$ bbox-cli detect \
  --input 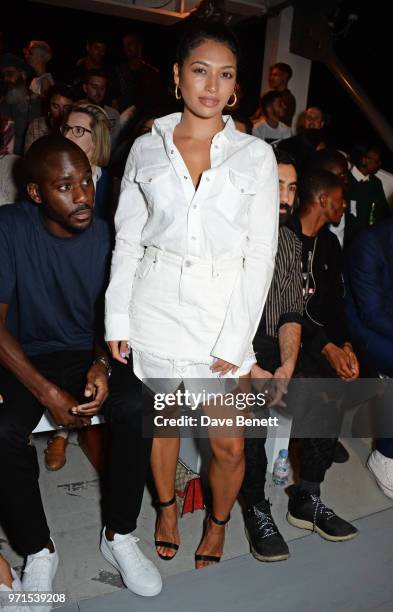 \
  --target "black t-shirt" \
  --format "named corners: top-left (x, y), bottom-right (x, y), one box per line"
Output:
top-left (300, 233), bottom-right (316, 303)
top-left (0, 201), bottom-right (111, 356)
